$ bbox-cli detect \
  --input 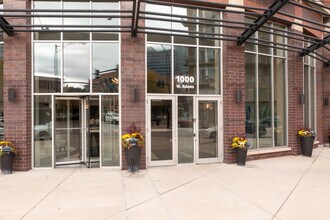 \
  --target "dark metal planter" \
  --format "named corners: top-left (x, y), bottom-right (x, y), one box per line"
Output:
top-left (301, 136), bottom-right (315, 157)
top-left (1, 153), bottom-right (15, 174)
top-left (235, 148), bottom-right (247, 166)
top-left (125, 146), bottom-right (141, 173)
